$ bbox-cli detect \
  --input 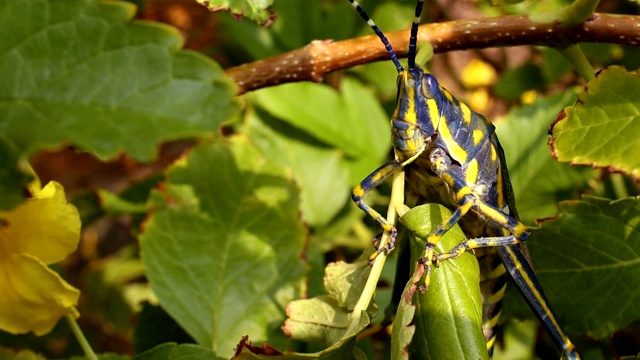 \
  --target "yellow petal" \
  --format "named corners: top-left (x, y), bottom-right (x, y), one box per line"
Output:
top-left (0, 253), bottom-right (79, 335)
top-left (461, 59), bottom-right (497, 88)
top-left (467, 88), bottom-right (491, 113)
top-left (520, 89), bottom-right (538, 104)
top-left (0, 181), bottom-right (80, 264)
